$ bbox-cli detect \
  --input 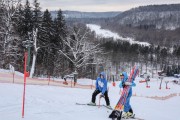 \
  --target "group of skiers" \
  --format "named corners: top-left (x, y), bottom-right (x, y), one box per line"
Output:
top-left (87, 71), bottom-right (136, 118)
